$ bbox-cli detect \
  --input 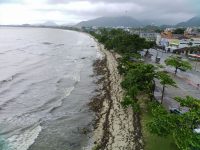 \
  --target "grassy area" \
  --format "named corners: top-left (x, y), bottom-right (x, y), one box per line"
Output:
top-left (141, 104), bottom-right (178, 150)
